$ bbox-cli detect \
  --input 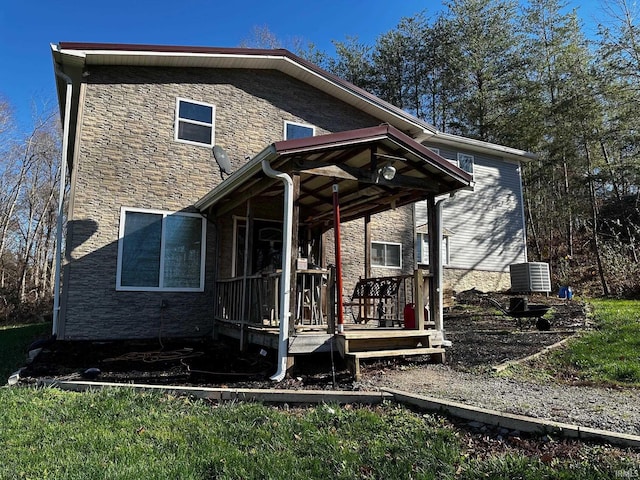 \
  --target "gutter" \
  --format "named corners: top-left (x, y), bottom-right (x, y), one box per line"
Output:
top-left (261, 159), bottom-right (293, 382)
top-left (434, 196), bottom-right (449, 334)
top-left (415, 130), bottom-right (538, 163)
top-left (51, 65), bottom-right (73, 337)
